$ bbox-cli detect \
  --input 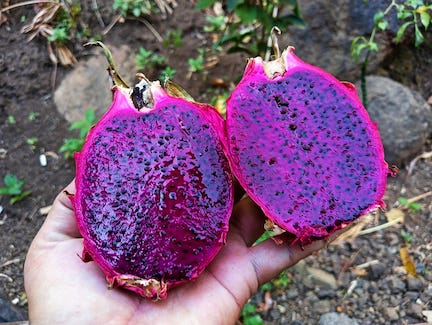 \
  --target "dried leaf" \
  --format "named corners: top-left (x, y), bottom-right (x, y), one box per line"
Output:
top-left (331, 213), bottom-right (374, 243)
top-left (399, 246), bottom-right (417, 276)
top-left (385, 208), bottom-right (405, 223)
top-left (57, 44), bottom-right (77, 66)
top-left (0, 11), bottom-right (8, 26)
top-left (21, 3), bottom-right (61, 36)
top-left (352, 267), bottom-right (368, 277)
